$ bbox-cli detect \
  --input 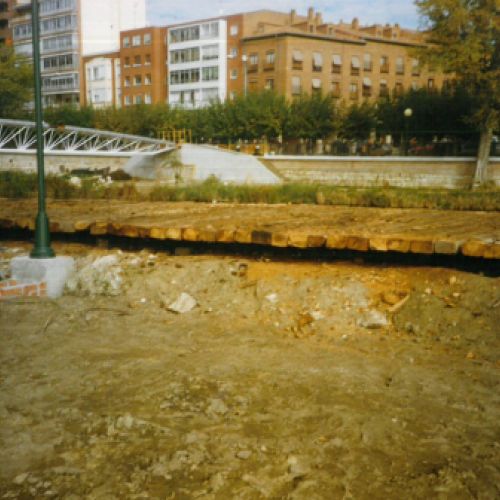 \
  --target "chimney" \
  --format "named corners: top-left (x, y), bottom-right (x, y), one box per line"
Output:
top-left (308, 7), bottom-right (314, 20)
top-left (351, 17), bottom-right (359, 30)
top-left (290, 8), bottom-right (296, 24)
